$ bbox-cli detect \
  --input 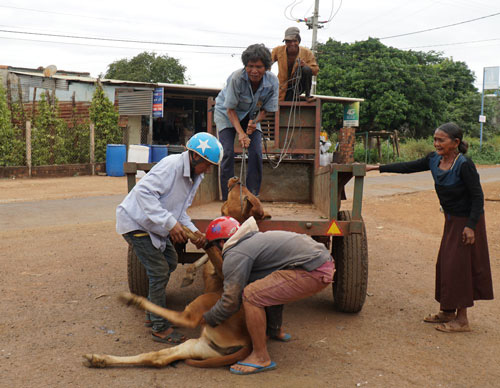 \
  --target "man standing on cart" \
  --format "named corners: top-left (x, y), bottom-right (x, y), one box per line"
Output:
top-left (214, 43), bottom-right (279, 201)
